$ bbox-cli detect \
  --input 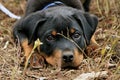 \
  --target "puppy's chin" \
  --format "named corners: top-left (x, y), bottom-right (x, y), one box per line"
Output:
top-left (40, 48), bottom-right (83, 68)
